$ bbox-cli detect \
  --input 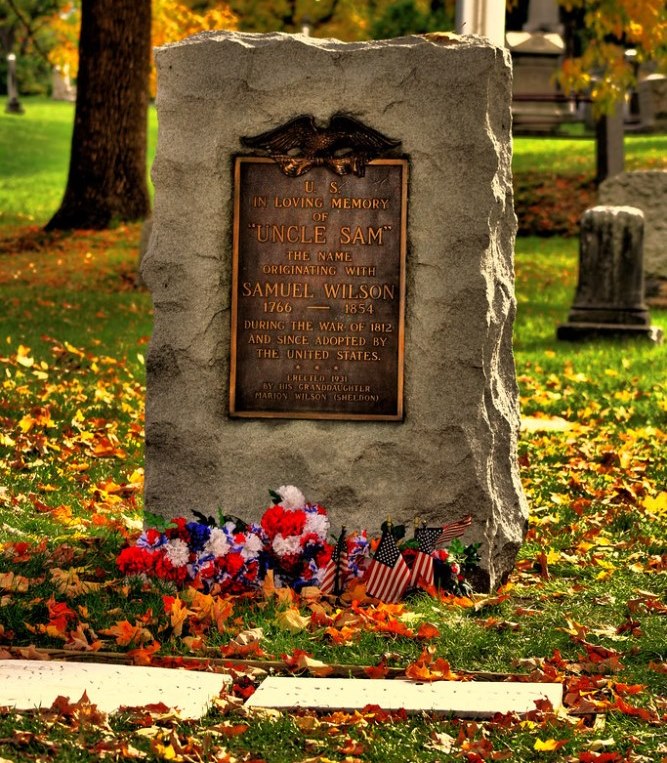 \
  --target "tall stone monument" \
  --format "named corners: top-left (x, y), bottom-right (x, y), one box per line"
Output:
top-left (143, 32), bottom-right (528, 590)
